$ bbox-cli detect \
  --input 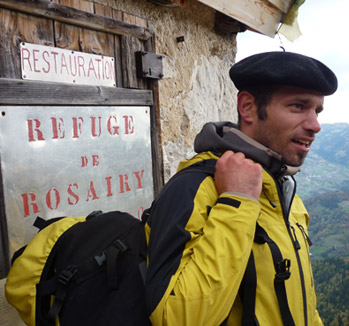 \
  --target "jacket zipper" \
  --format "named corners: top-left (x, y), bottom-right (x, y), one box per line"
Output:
top-left (275, 175), bottom-right (308, 326)
top-left (296, 223), bottom-right (313, 250)
top-left (296, 223), bottom-right (314, 288)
